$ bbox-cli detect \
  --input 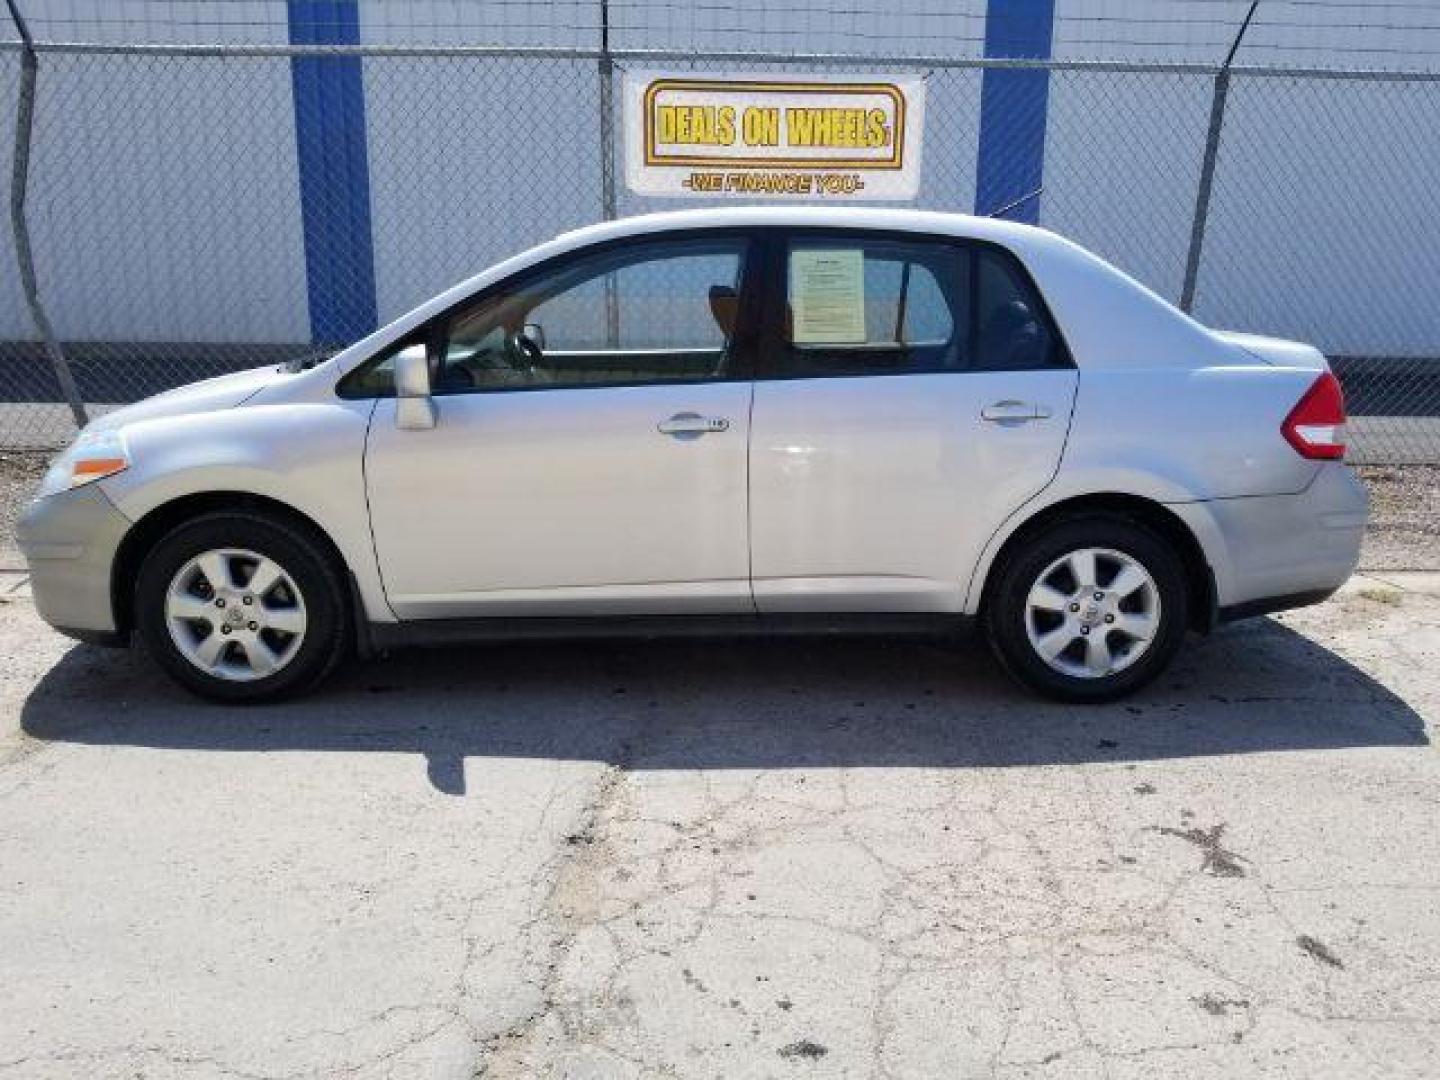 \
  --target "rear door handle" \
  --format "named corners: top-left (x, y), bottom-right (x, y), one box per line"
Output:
top-left (658, 412), bottom-right (730, 436)
top-left (981, 400), bottom-right (1051, 422)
